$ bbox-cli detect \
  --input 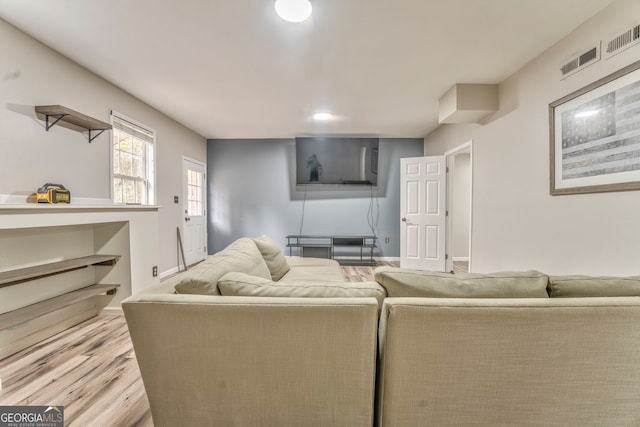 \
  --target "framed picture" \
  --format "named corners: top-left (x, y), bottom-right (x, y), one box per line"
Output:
top-left (549, 59), bottom-right (640, 195)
